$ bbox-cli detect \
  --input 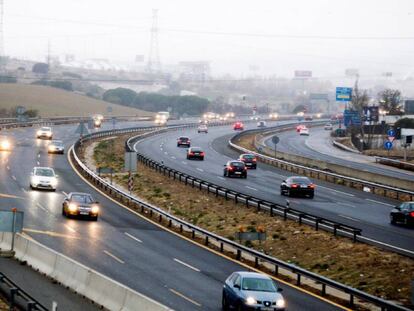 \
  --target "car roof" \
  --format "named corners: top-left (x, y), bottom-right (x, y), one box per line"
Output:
top-left (178, 136), bottom-right (189, 139)
top-left (51, 140), bottom-right (63, 143)
top-left (236, 271), bottom-right (270, 279)
top-left (69, 192), bottom-right (92, 196)
top-left (34, 166), bottom-right (53, 170)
